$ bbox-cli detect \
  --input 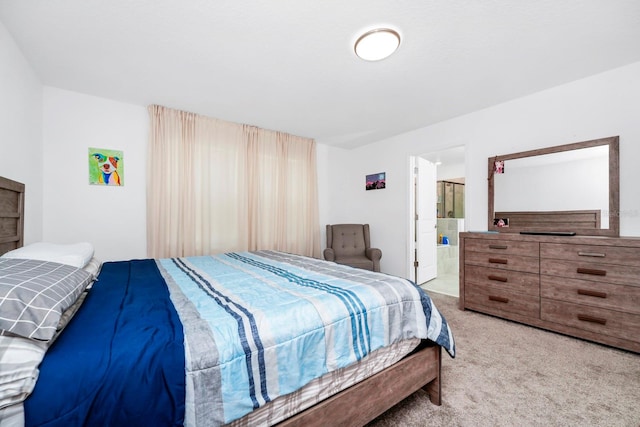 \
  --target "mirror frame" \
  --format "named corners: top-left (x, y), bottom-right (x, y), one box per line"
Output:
top-left (488, 136), bottom-right (619, 237)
